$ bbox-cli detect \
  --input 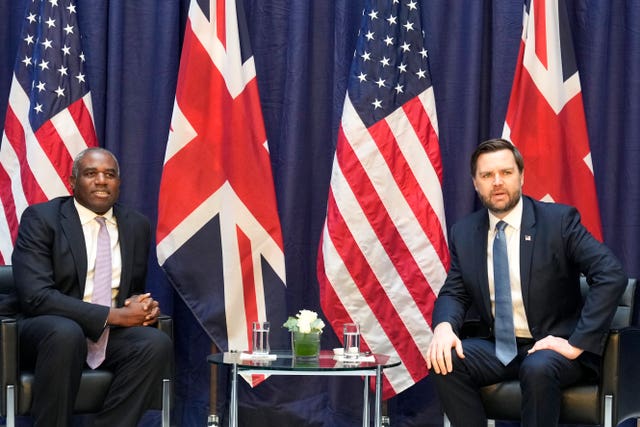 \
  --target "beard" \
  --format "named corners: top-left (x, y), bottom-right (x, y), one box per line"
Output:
top-left (478, 188), bottom-right (522, 216)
